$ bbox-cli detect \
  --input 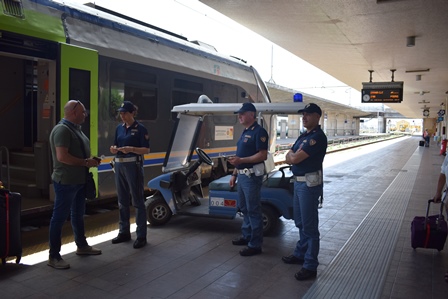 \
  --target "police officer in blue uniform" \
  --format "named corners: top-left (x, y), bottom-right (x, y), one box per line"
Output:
top-left (110, 101), bottom-right (150, 249)
top-left (282, 103), bottom-right (327, 280)
top-left (228, 102), bottom-right (269, 256)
